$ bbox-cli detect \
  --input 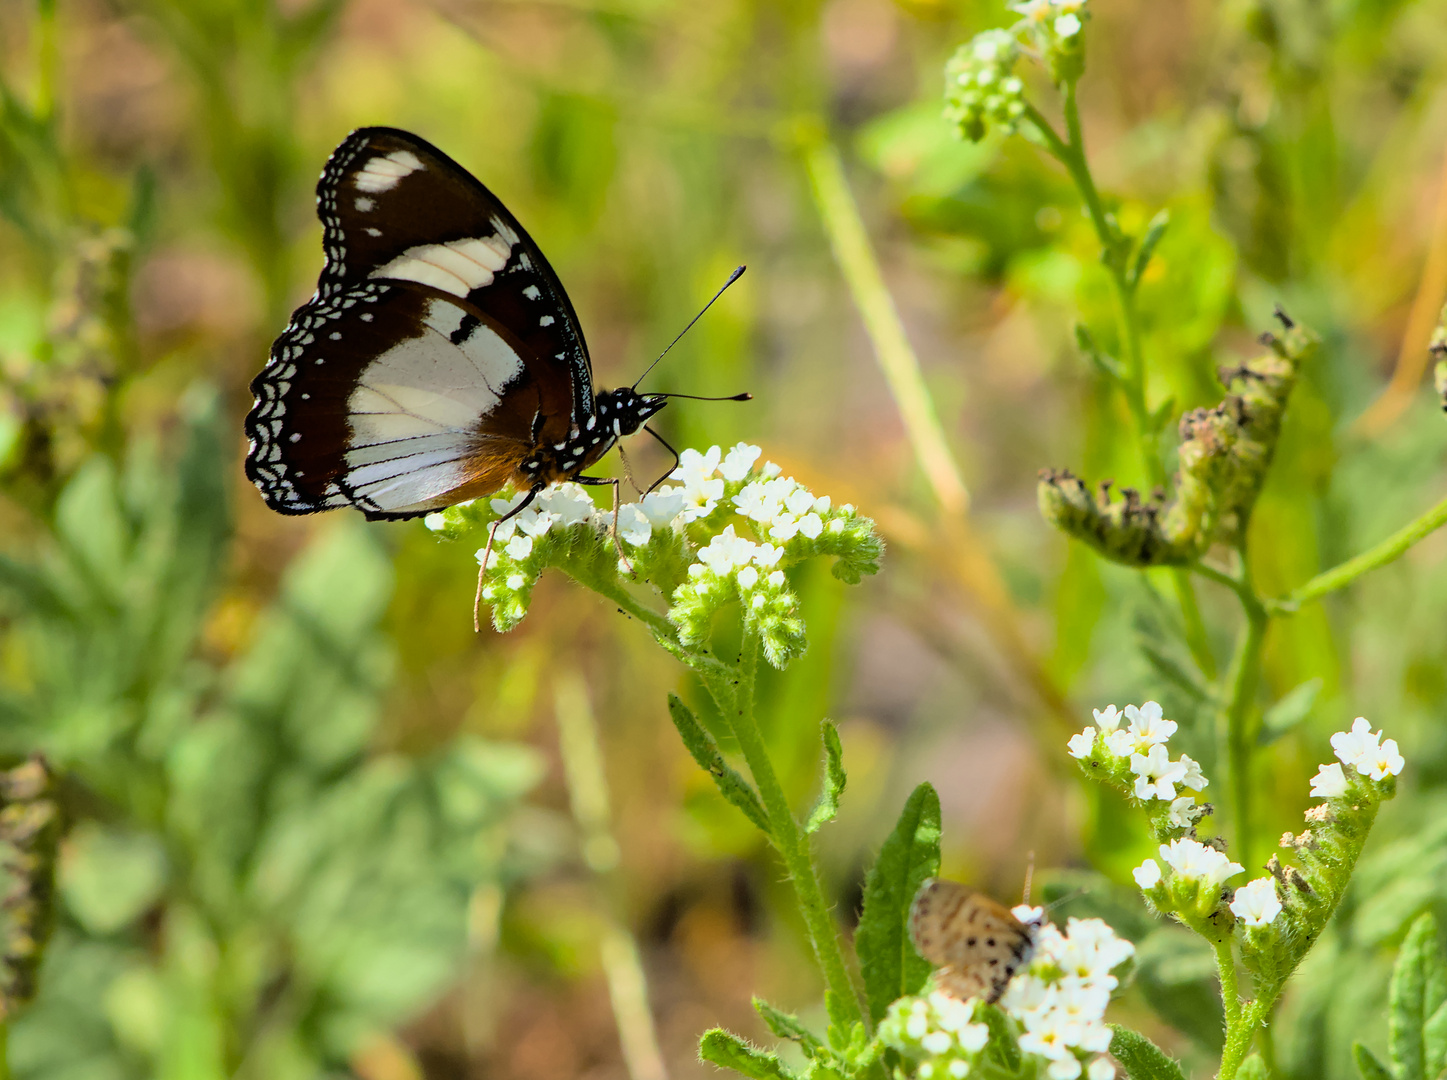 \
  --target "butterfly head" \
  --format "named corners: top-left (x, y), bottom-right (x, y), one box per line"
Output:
top-left (594, 388), bottom-right (667, 437)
